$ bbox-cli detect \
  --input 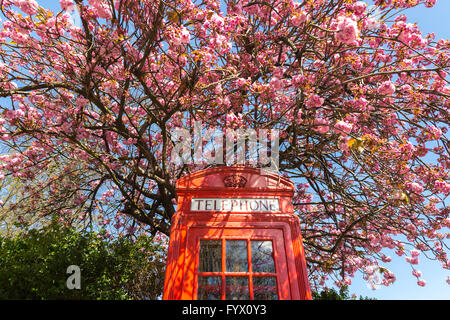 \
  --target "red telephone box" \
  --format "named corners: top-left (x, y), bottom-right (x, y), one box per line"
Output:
top-left (162, 166), bottom-right (311, 300)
